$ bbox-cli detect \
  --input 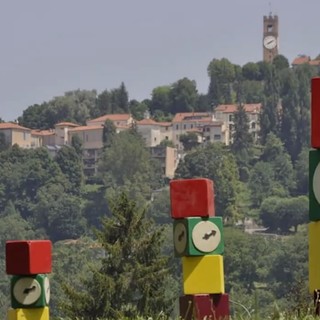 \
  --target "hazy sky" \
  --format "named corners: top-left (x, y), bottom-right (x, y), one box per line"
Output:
top-left (1, 0), bottom-right (319, 121)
